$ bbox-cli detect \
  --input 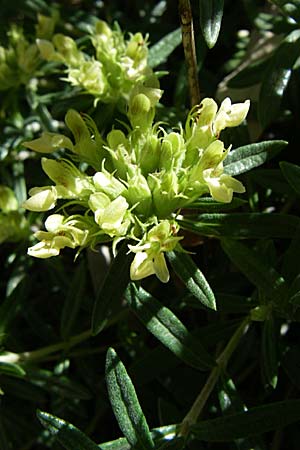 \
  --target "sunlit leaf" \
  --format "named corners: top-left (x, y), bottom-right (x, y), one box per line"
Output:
top-left (199, 0), bottom-right (224, 48)
top-left (106, 347), bottom-right (154, 450)
top-left (125, 284), bottom-right (215, 370)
